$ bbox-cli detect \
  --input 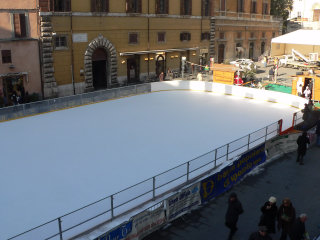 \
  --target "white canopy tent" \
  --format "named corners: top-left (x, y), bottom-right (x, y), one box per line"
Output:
top-left (271, 29), bottom-right (320, 57)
